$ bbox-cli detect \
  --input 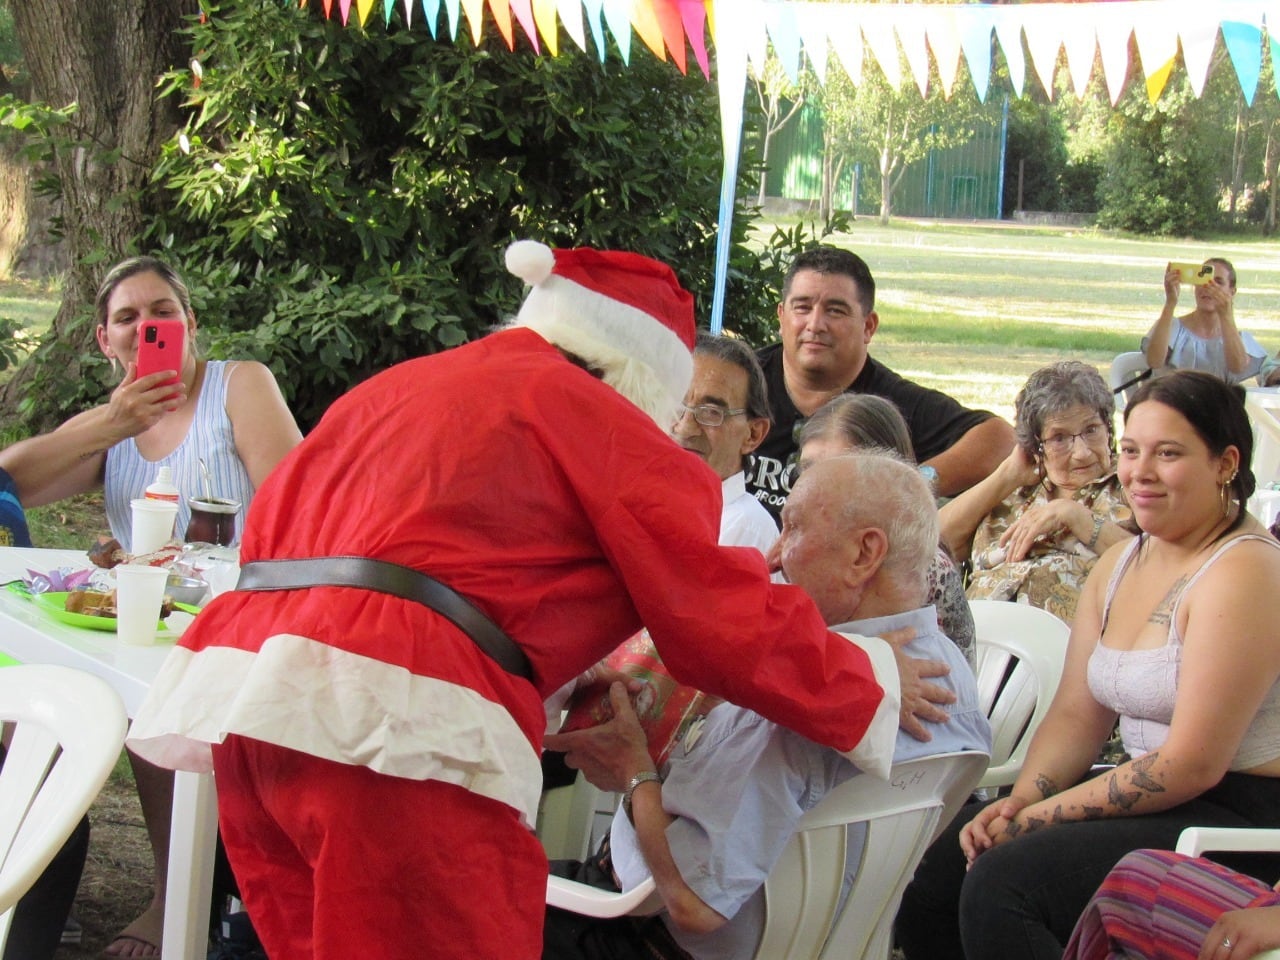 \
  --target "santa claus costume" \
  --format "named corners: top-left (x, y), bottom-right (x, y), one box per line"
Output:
top-left (127, 241), bottom-right (900, 960)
